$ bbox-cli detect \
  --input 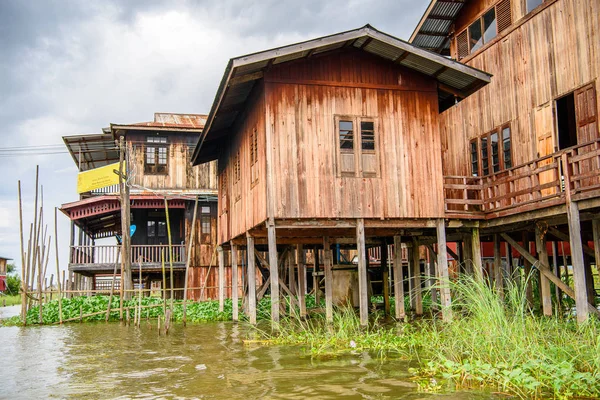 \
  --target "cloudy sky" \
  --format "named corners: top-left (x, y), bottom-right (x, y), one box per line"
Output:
top-left (0, 0), bottom-right (428, 276)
